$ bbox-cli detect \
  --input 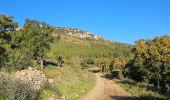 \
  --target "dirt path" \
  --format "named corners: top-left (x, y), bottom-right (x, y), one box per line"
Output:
top-left (81, 74), bottom-right (134, 100)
